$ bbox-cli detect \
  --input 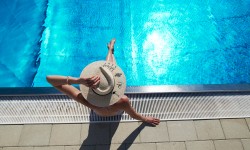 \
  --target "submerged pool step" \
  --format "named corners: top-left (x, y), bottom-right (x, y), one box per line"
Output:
top-left (0, 92), bottom-right (250, 124)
